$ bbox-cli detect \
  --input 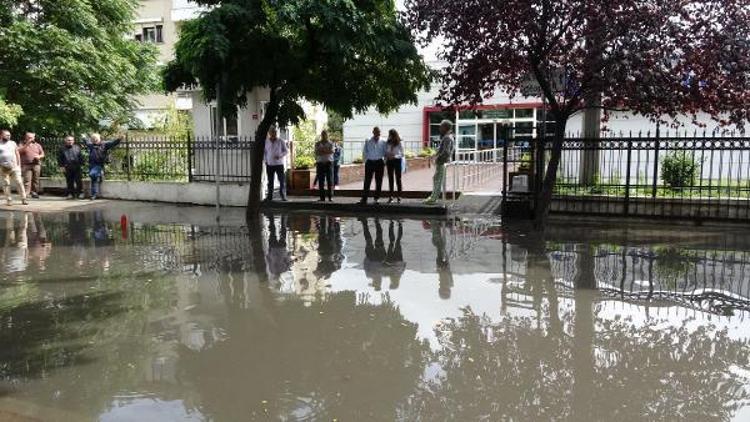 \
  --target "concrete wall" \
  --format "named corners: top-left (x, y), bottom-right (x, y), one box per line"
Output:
top-left (43, 179), bottom-right (252, 207)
